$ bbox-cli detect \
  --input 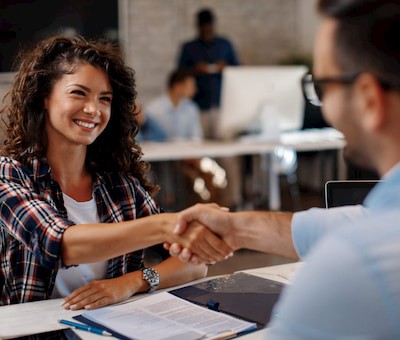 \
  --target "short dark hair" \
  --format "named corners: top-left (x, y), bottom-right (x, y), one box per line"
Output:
top-left (167, 68), bottom-right (194, 89)
top-left (318, 0), bottom-right (400, 86)
top-left (197, 8), bottom-right (215, 27)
